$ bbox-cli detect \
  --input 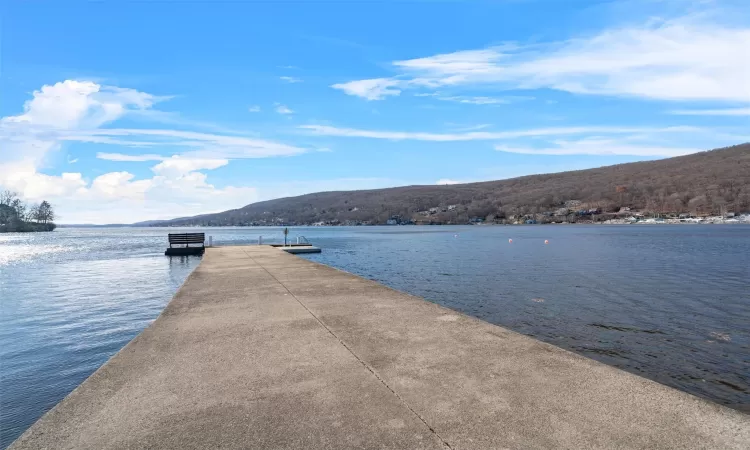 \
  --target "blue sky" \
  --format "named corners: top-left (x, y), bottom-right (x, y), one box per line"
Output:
top-left (1, 0), bottom-right (748, 223)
